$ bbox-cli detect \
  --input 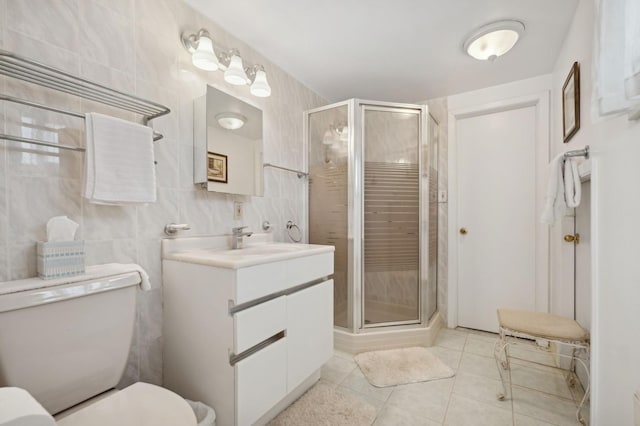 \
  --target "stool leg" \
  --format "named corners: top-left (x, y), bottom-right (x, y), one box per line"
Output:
top-left (494, 328), bottom-right (510, 401)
